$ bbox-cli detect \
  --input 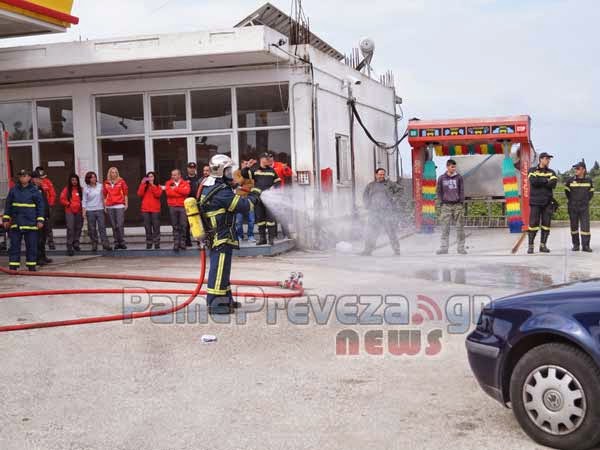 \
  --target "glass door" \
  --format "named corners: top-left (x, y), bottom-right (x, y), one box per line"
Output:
top-left (194, 134), bottom-right (232, 168)
top-left (98, 137), bottom-right (146, 226)
top-left (7, 145), bottom-right (33, 180)
top-left (152, 137), bottom-right (188, 222)
top-left (39, 141), bottom-right (75, 227)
